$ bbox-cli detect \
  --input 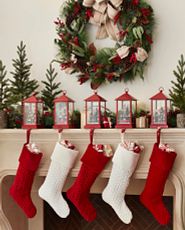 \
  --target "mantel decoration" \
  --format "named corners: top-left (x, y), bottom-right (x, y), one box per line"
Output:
top-left (84, 90), bottom-right (106, 128)
top-left (54, 0), bottom-right (154, 89)
top-left (115, 88), bottom-right (137, 128)
top-left (53, 91), bottom-right (75, 129)
top-left (22, 93), bottom-right (43, 129)
top-left (150, 88), bottom-right (171, 128)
